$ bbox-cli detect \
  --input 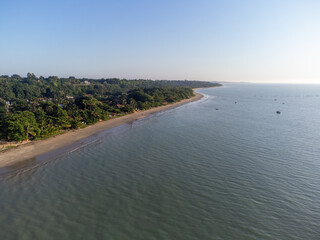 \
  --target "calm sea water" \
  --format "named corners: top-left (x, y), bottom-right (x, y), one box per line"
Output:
top-left (0, 84), bottom-right (320, 240)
